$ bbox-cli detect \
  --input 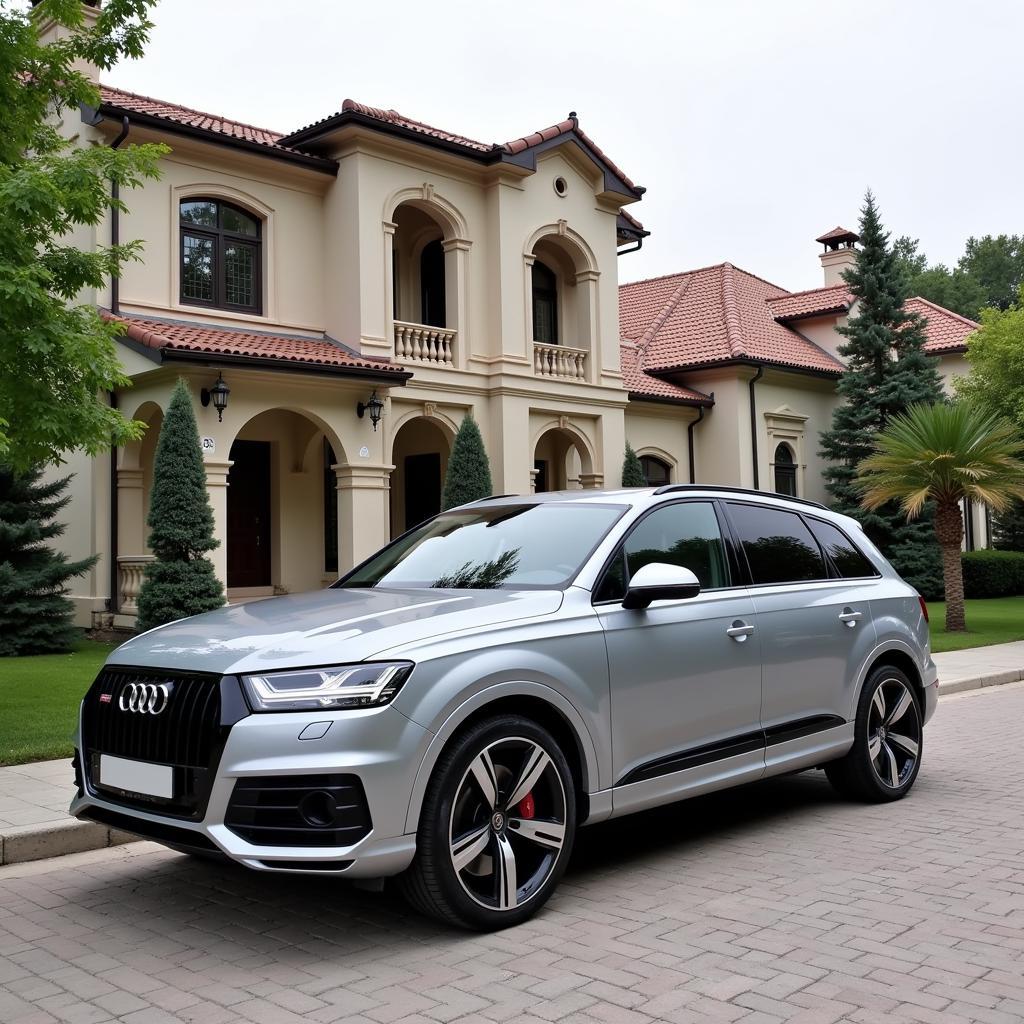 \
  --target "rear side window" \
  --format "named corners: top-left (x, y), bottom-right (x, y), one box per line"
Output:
top-left (595, 501), bottom-right (729, 602)
top-left (807, 518), bottom-right (877, 578)
top-left (727, 503), bottom-right (827, 585)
